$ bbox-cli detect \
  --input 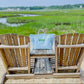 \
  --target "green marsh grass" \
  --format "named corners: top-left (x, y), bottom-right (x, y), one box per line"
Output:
top-left (0, 9), bottom-right (84, 35)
